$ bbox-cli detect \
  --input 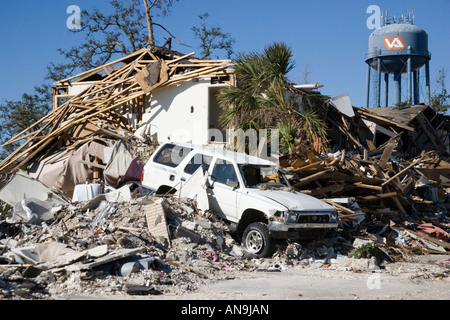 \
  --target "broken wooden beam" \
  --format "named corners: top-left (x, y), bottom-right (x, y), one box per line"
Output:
top-left (291, 169), bottom-right (332, 188)
top-left (378, 142), bottom-right (396, 169)
top-left (354, 182), bottom-right (382, 191)
top-left (321, 199), bottom-right (356, 215)
top-left (362, 209), bottom-right (399, 215)
top-left (382, 159), bottom-right (420, 186)
top-left (357, 192), bottom-right (398, 201)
